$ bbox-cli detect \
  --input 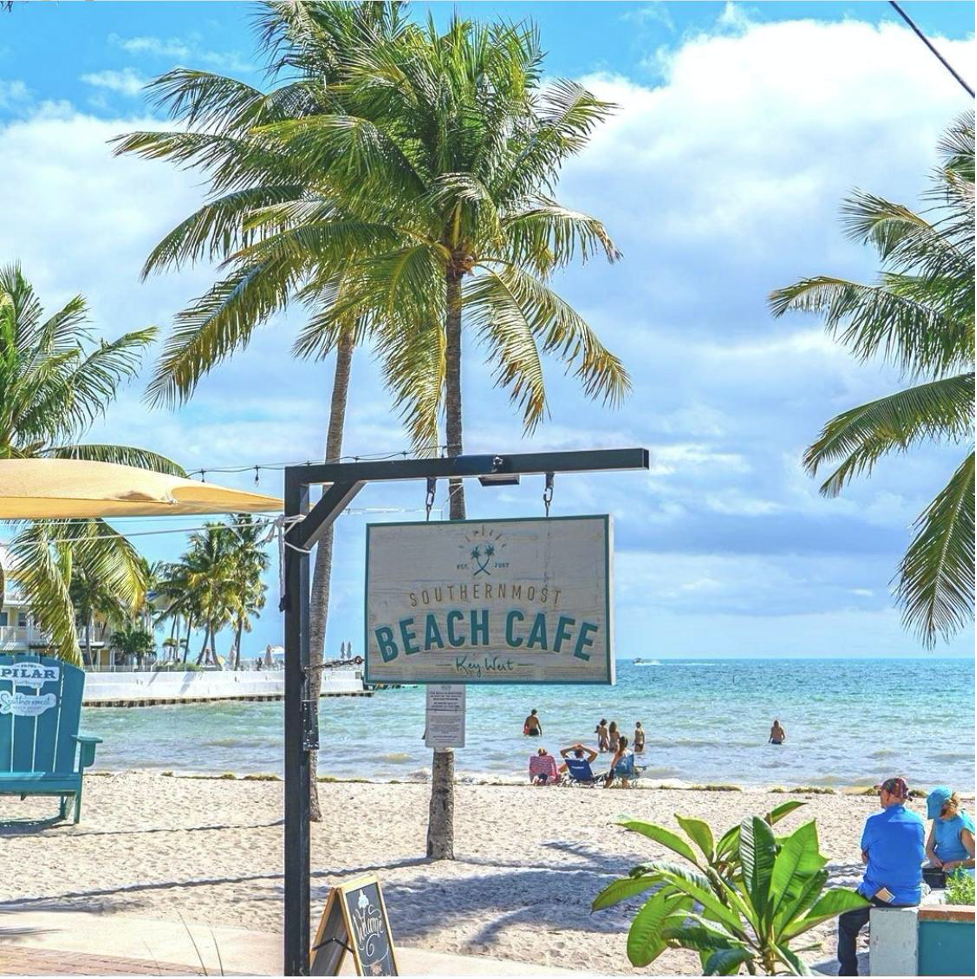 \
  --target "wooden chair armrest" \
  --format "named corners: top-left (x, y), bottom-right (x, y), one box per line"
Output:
top-left (73, 734), bottom-right (102, 768)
